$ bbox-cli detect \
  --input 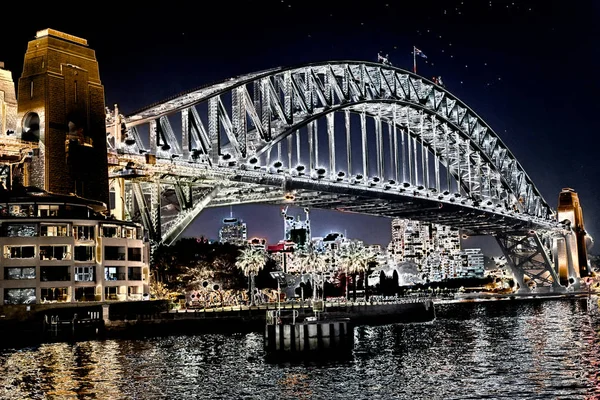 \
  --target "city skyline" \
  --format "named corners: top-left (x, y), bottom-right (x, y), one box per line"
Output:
top-left (1, 1), bottom-right (597, 255)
